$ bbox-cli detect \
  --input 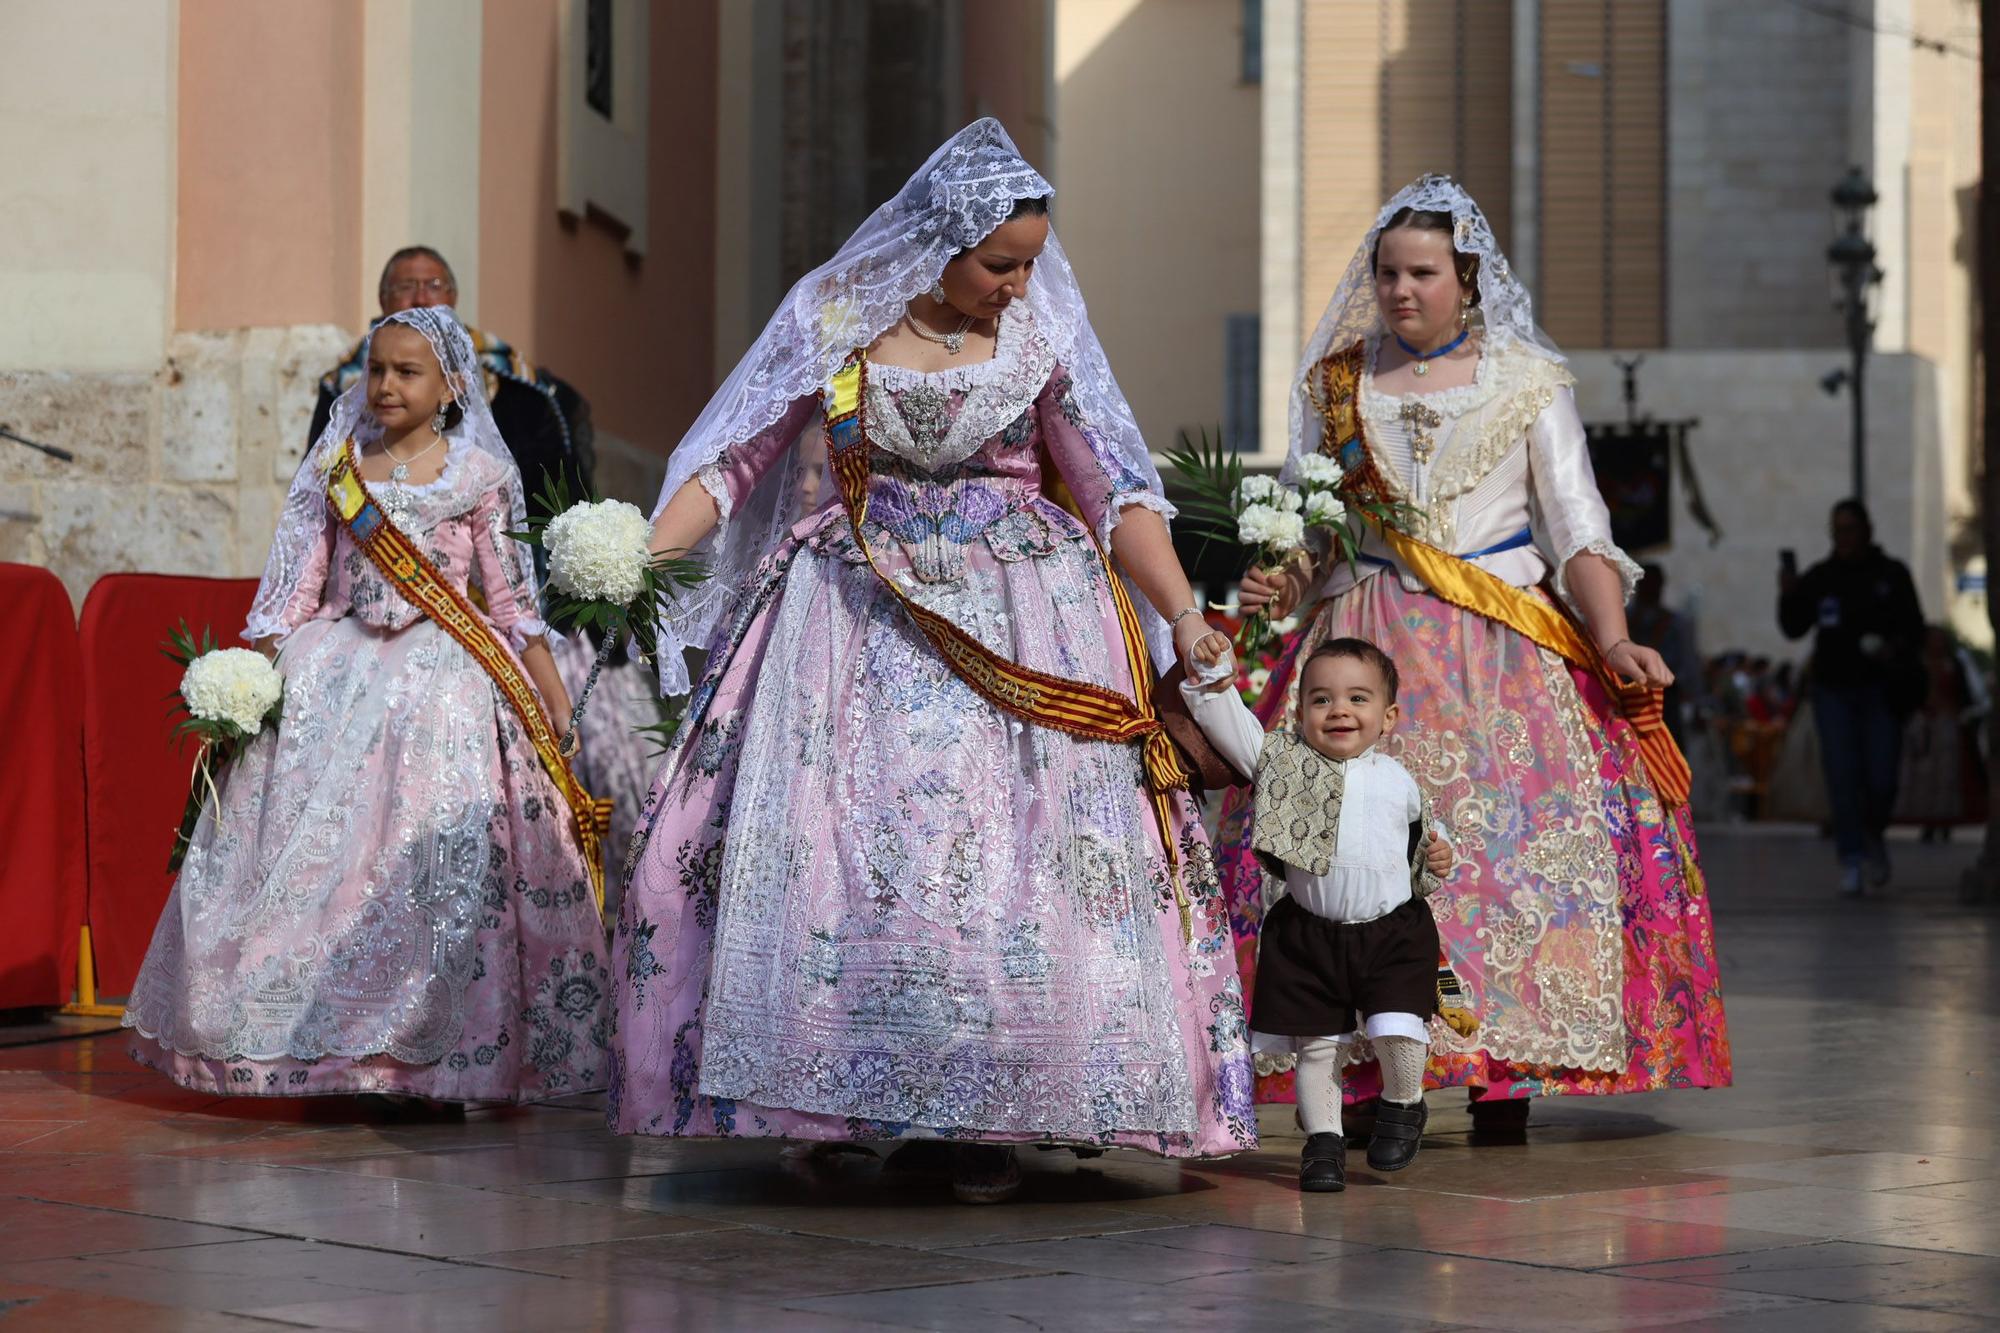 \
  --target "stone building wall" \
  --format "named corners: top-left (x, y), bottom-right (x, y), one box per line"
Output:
top-left (1, 323), bottom-right (672, 614)
top-left (1567, 350), bottom-right (1957, 660)
top-left (1, 327), bottom-right (349, 611)
top-left (1664, 1), bottom-right (1855, 350)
